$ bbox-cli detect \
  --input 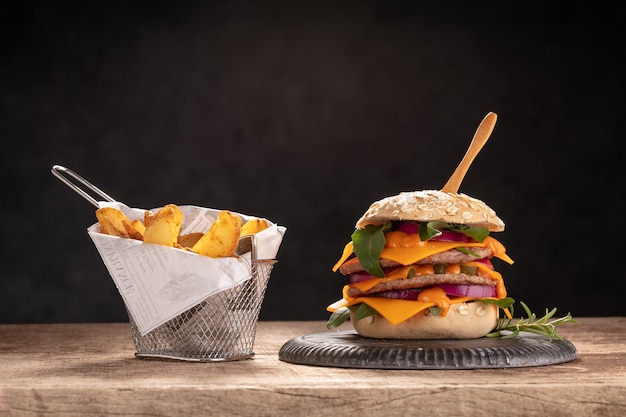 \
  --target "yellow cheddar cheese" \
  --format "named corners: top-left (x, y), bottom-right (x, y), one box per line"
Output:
top-left (327, 289), bottom-right (474, 325)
